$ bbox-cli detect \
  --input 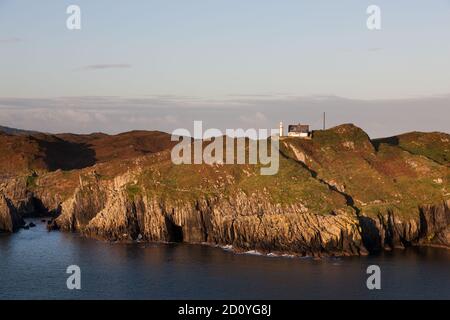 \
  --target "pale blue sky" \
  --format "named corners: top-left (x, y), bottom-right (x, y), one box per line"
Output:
top-left (0, 0), bottom-right (449, 136)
